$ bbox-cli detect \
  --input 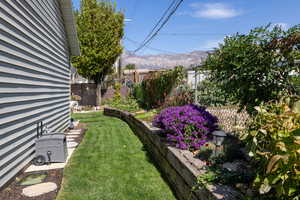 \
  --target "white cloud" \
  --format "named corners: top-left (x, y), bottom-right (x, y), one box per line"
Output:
top-left (272, 23), bottom-right (289, 30)
top-left (189, 3), bottom-right (241, 19)
top-left (201, 39), bottom-right (224, 49)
